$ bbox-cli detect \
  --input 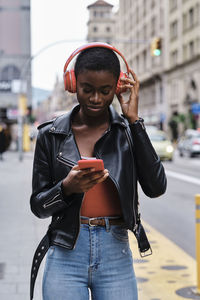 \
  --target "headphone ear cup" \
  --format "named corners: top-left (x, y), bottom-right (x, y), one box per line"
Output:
top-left (64, 69), bottom-right (76, 93)
top-left (116, 71), bottom-right (128, 96)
